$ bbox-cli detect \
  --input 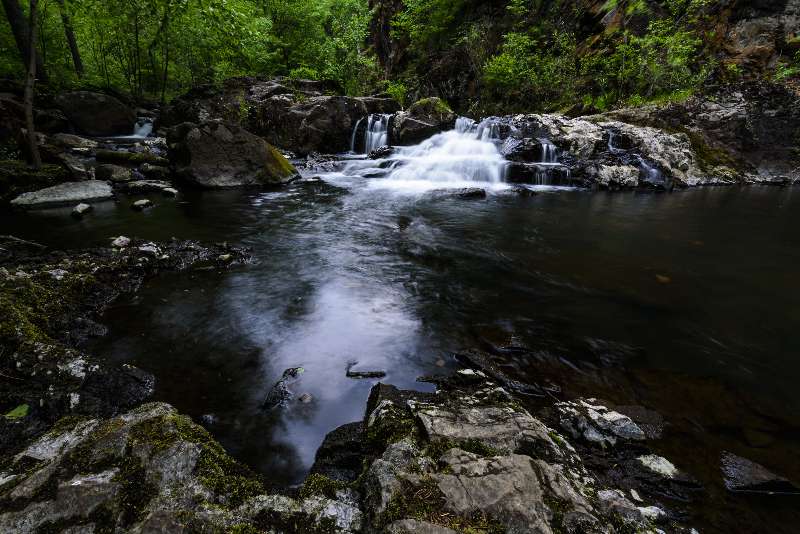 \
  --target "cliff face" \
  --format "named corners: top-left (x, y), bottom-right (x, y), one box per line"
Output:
top-left (367, 0), bottom-right (800, 111)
